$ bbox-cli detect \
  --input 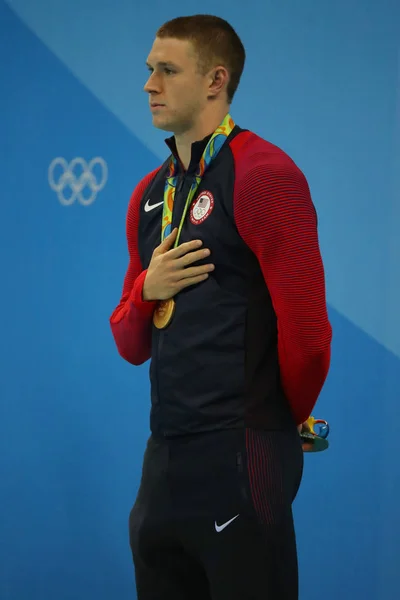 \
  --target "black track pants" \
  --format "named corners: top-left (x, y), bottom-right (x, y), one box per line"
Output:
top-left (129, 427), bottom-right (304, 599)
